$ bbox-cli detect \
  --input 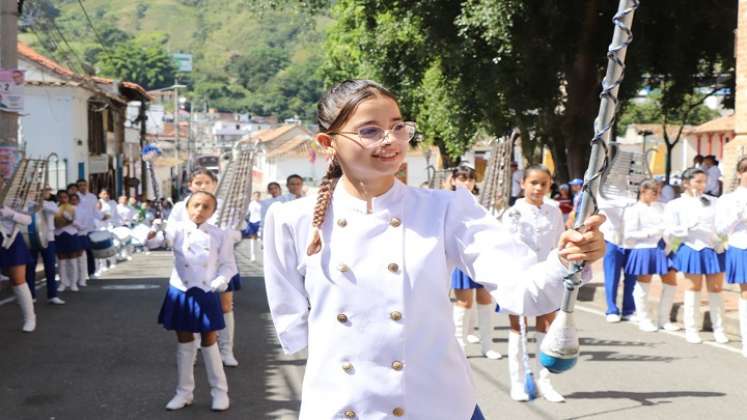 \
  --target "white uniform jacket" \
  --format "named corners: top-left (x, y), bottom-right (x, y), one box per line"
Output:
top-left (0, 208), bottom-right (31, 236)
top-left (716, 187), bottom-right (747, 249)
top-left (597, 196), bottom-right (635, 247)
top-left (75, 192), bottom-right (100, 234)
top-left (623, 201), bottom-right (666, 249)
top-left (665, 194), bottom-right (721, 251)
top-left (166, 220), bottom-right (237, 293)
top-left (40, 201), bottom-right (58, 243)
top-left (503, 198), bottom-right (564, 261)
top-left (263, 180), bottom-right (584, 420)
